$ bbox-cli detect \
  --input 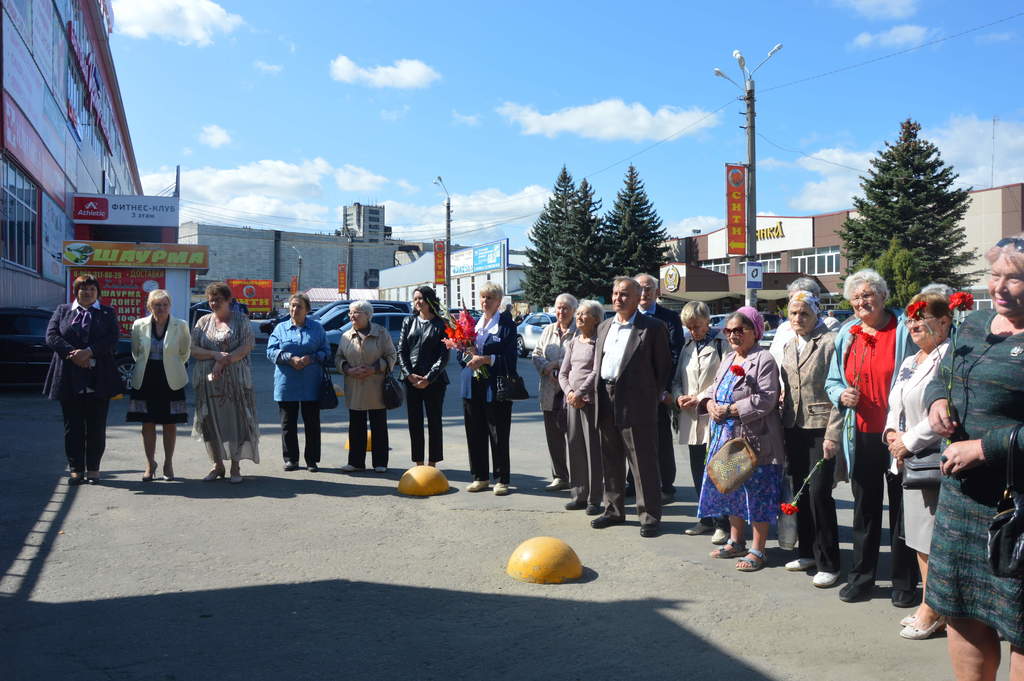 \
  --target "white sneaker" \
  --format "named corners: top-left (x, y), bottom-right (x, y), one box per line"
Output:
top-left (785, 558), bottom-right (817, 572)
top-left (340, 464), bottom-right (359, 473)
top-left (493, 482), bottom-right (510, 496)
top-left (545, 478), bottom-right (568, 491)
top-left (466, 480), bottom-right (489, 492)
top-left (813, 571), bottom-right (840, 588)
top-left (373, 466), bottom-right (387, 473)
top-left (710, 528), bottom-right (729, 545)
